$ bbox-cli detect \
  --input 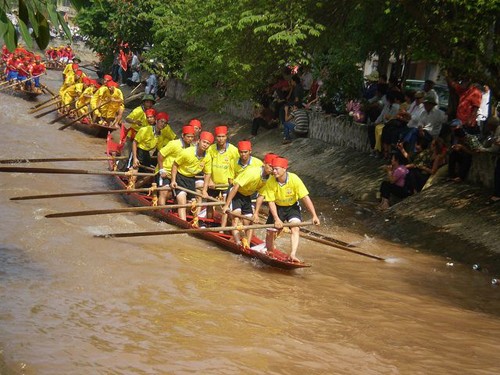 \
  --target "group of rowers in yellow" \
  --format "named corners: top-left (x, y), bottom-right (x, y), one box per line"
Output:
top-left (58, 60), bottom-right (124, 126)
top-left (108, 94), bottom-right (321, 262)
